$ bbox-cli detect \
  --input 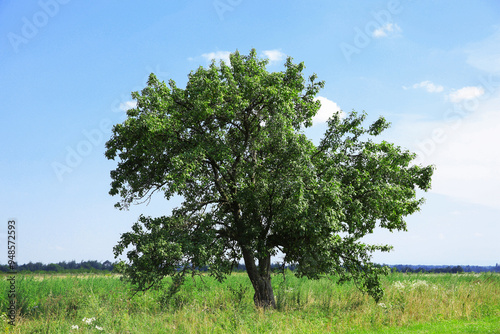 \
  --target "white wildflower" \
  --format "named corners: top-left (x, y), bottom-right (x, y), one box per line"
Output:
top-left (95, 325), bottom-right (104, 331)
top-left (71, 324), bottom-right (79, 330)
top-left (411, 280), bottom-right (429, 289)
top-left (393, 281), bottom-right (405, 290)
top-left (378, 302), bottom-right (387, 308)
top-left (82, 317), bottom-right (96, 325)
